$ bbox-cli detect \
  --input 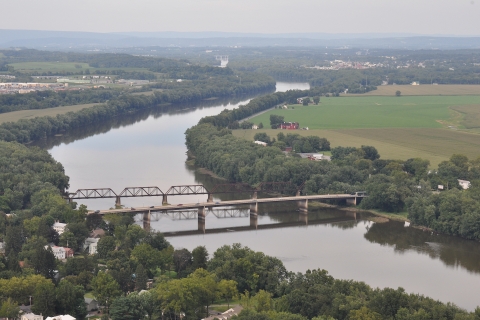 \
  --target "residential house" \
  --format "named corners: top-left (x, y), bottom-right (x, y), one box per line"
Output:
top-left (21, 313), bottom-right (43, 320)
top-left (45, 315), bottom-right (76, 320)
top-left (83, 238), bottom-right (99, 255)
top-left (251, 124), bottom-right (259, 130)
top-left (296, 98), bottom-right (303, 104)
top-left (53, 221), bottom-right (67, 235)
top-left (84, 298), bottom-right (99, 312)
top-left (45, 245), bottom-right (74, 260)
